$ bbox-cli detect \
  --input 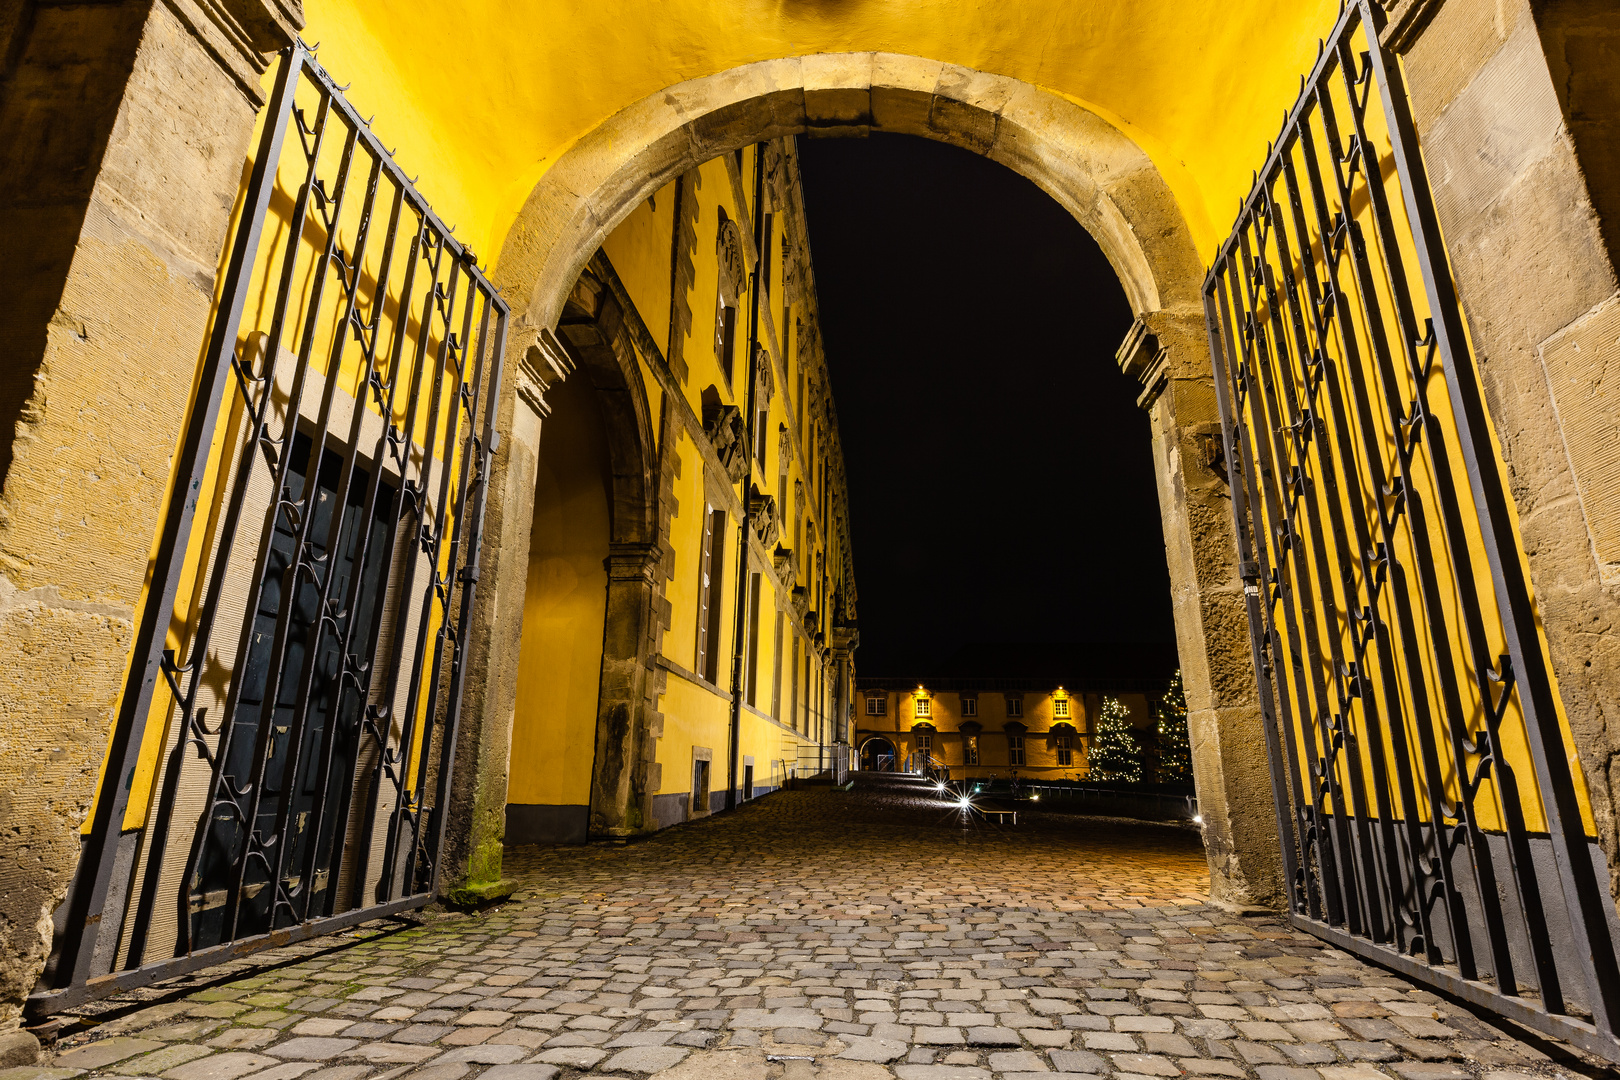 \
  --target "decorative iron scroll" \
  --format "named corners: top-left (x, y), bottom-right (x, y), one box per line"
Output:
top-left (1206, 0), bottom-right (1620, 1060)
top-left (32, 42), bottom-right (508, 1014)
